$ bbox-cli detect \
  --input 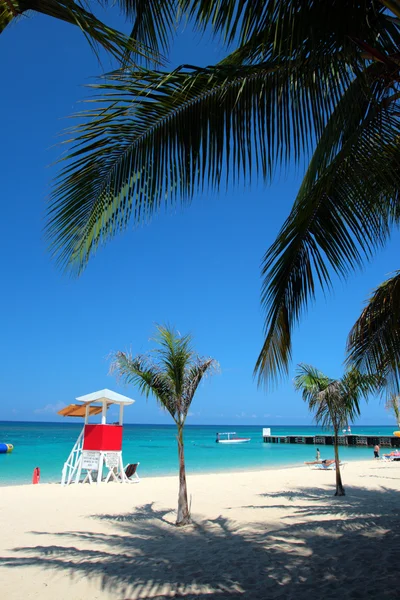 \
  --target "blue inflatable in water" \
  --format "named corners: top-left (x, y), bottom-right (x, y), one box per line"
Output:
top-left (0, 443), bottom-right (13, 454)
